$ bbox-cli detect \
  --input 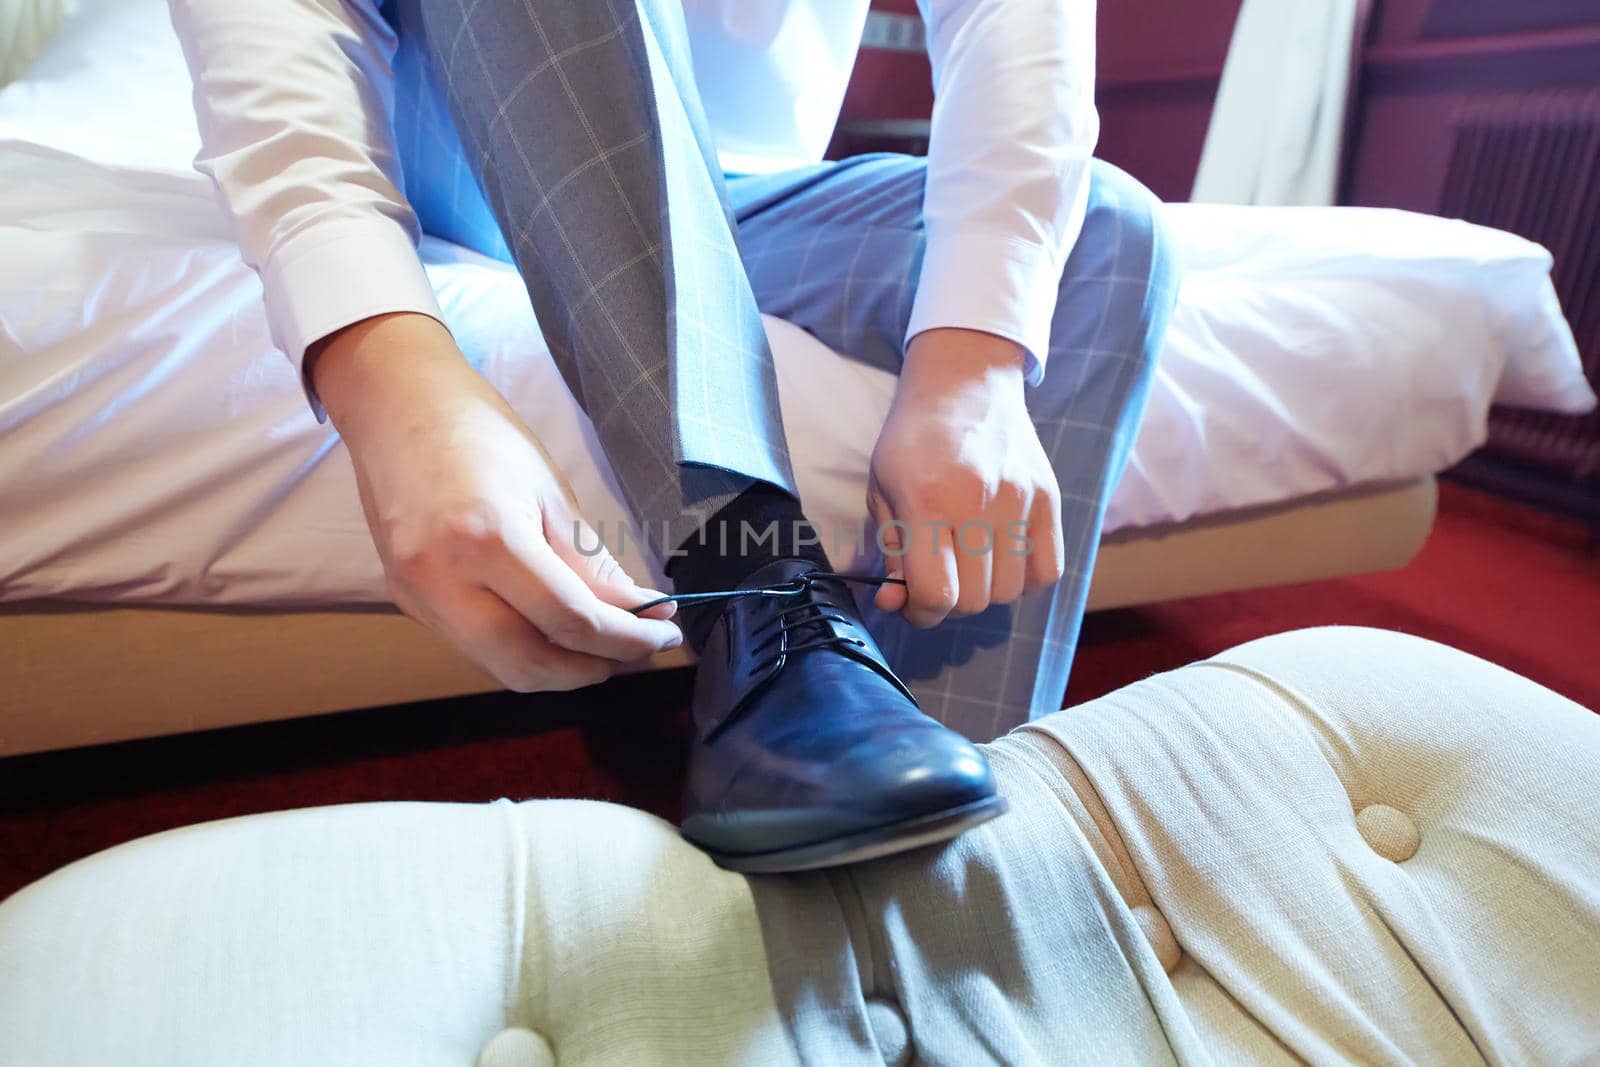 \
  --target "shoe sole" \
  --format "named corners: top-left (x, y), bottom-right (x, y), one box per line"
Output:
top-left (702, 794), bottom-right (1009, 874)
